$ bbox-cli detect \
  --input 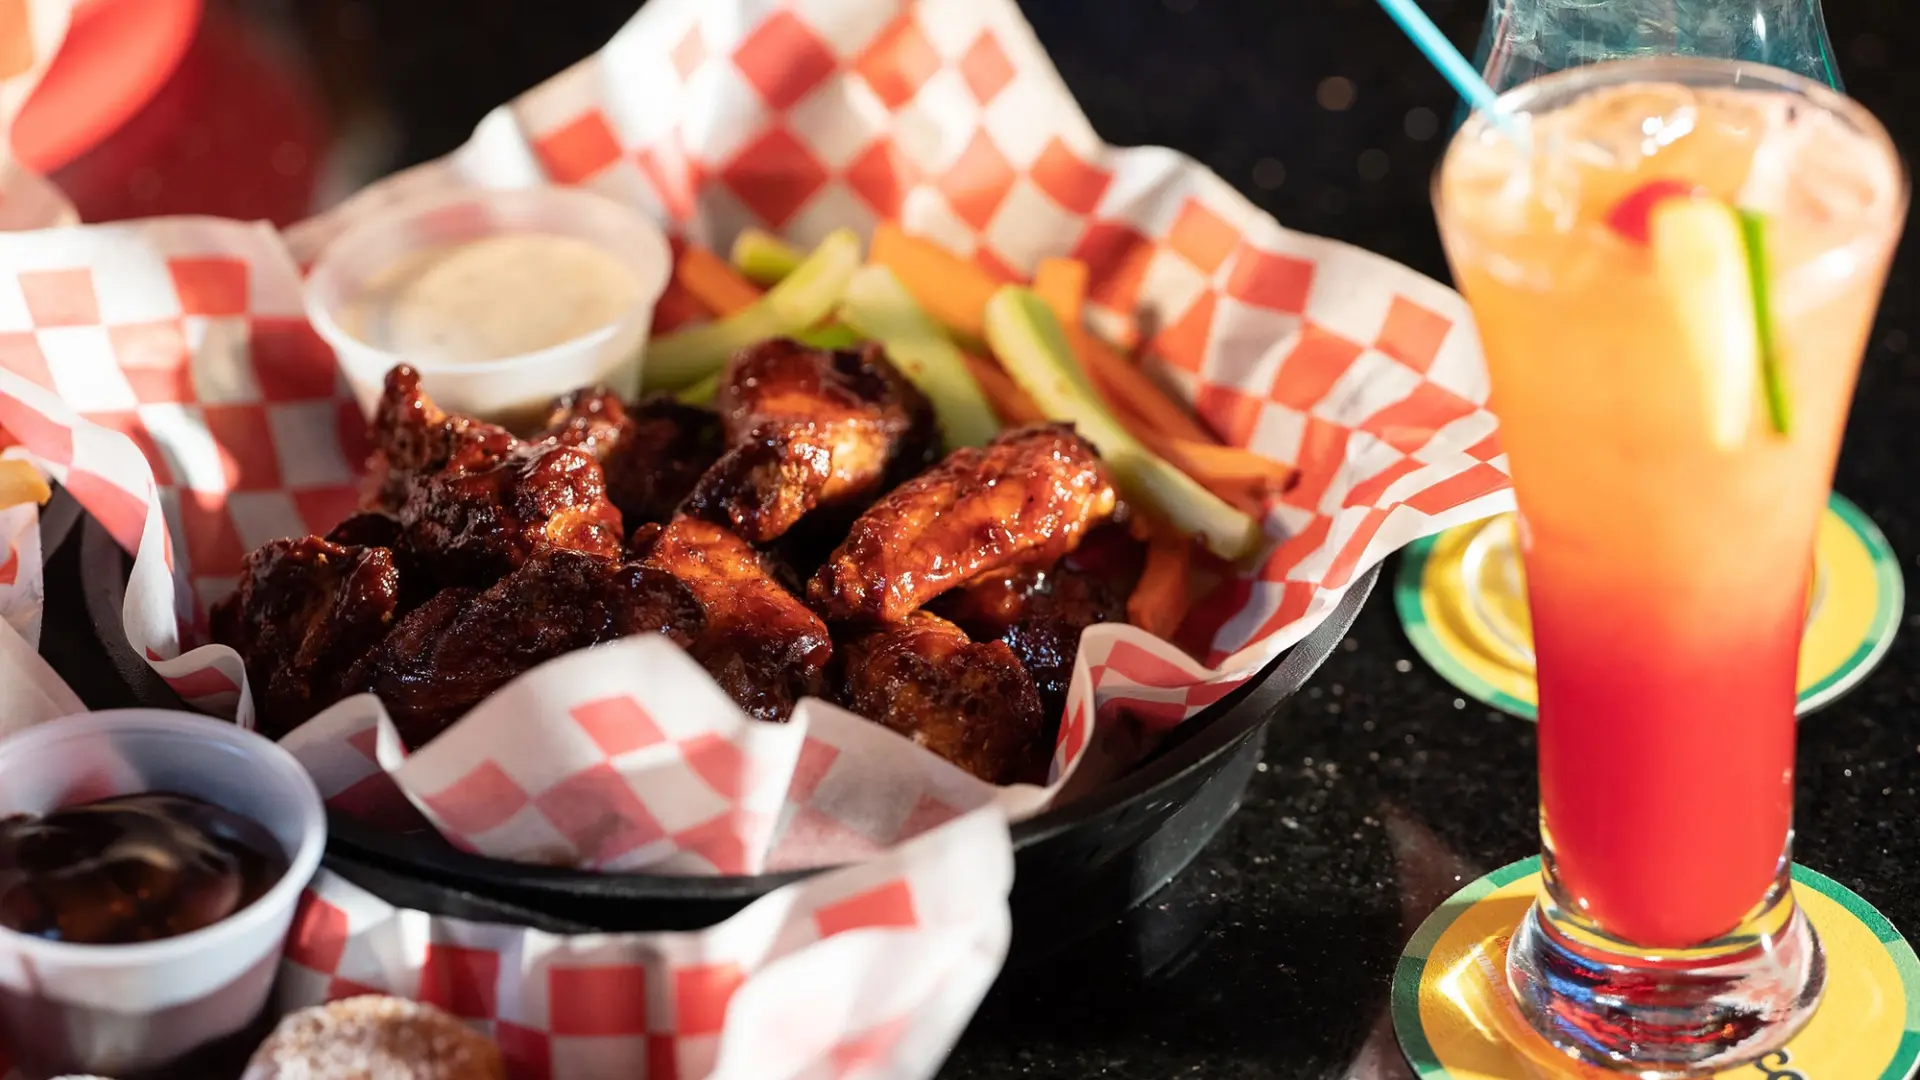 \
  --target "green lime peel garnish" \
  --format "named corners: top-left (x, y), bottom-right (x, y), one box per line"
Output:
top-left (1737, 209), bottom-right (1792, 437)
